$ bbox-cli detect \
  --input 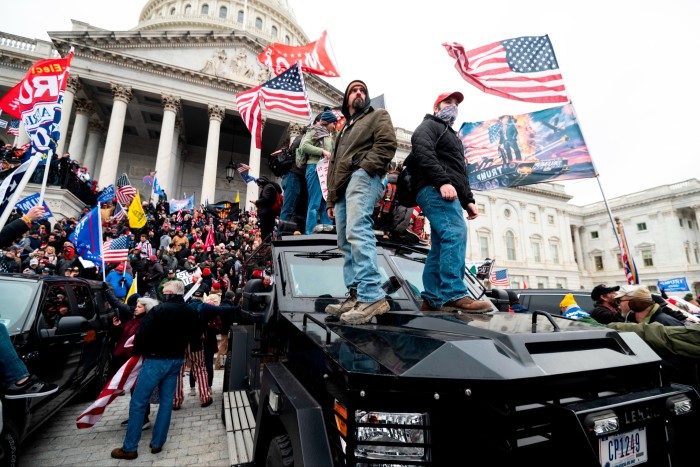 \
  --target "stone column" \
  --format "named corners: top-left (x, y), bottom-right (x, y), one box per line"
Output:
top-left (246, 117), bottom-right (265, 206)
top-left (82, 120), bottom-right (103, 176)
top-left (98, 84), bottom-right (132, 188)
top-left (167, 120), bottom-right (182, 199)
top-left (151, 94), bottom-right (180, 204)
top-left (67, 99), bottom-right (92, 163)
top-left (14, 121), bottom-right (30, 147)
top-left (572, 223), bottom-right (585, 273)
top-left (56, 75), bottom-right (81, 157)
top-left (201, 105), bottom-right (226, 205)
